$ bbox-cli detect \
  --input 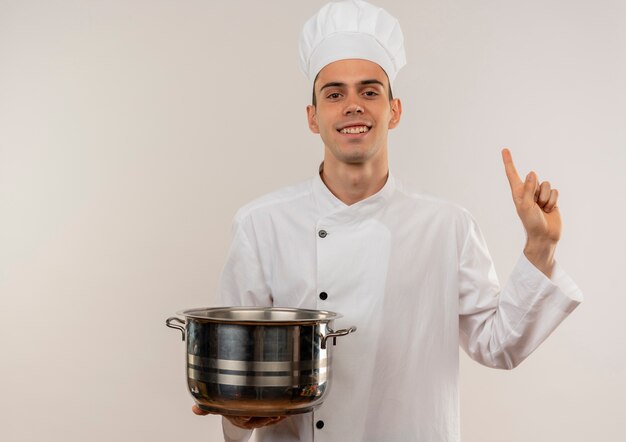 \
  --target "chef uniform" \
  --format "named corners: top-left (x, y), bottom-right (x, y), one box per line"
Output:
top-left (219, 1), bottom-right (583, 441)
